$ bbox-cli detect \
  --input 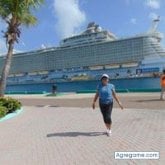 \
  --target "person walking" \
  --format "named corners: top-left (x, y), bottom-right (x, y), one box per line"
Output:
top-left (52, 84), bottom-right (57, 95)
top-left (92, 74), bottom-right (124, 136)
top-left (160, 69), bottom-right (165, 100)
